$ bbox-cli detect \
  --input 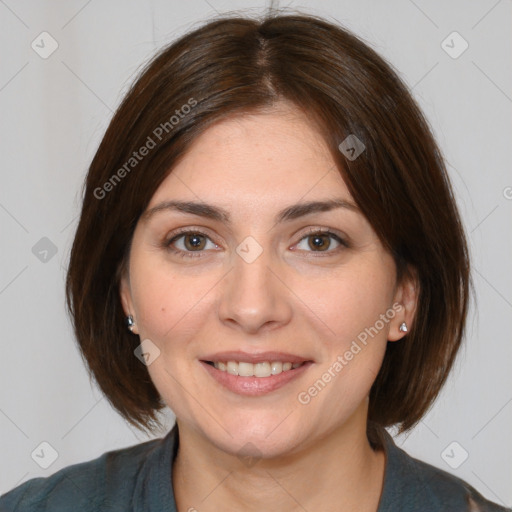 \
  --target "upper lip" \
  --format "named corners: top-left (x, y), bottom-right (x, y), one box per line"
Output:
top-left (201, 351), bottom-right (313, 364)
